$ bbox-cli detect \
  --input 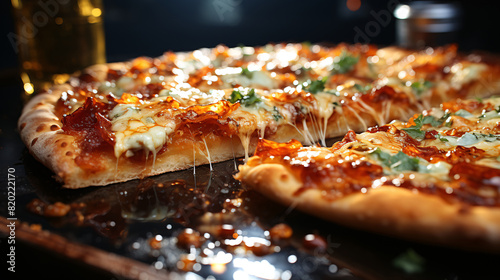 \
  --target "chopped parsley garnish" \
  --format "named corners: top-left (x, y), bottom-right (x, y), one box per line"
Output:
top-left (272, 106), bottom-right (283, 122)
top-left (353, 83), bottom-right (372, 93)
top-left (410, 80), bottom-right (433, 95)
top-left (392, 249), bottom-right (426, 274)
top-left (403, 127), bottom-right (426, 140)
top-left (436, 135), bottom-right (449, 142)
top-left (456, 132), bottom-right (500, 146)
top-left (371, 148), bottom-right (420, 172)
top-left (332, 51), bottom-right (359, 74)
top-left (241, 67), bottom-right (253, 79)
top-left (302, 77), bottom-right (328, 94)
top-left (417, 114), bottom-right (445, 128)
top-left (402, 113), bottom-right (449, 140)
top-left (325, 89), bottom-right (340, 96)
top-left (228, 88), bottom-right (261, 106)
